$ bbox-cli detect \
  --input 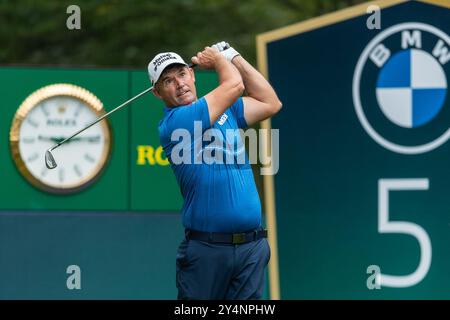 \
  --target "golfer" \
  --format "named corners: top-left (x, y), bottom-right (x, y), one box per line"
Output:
top-left (148, 41), bottom-right (282, 300)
